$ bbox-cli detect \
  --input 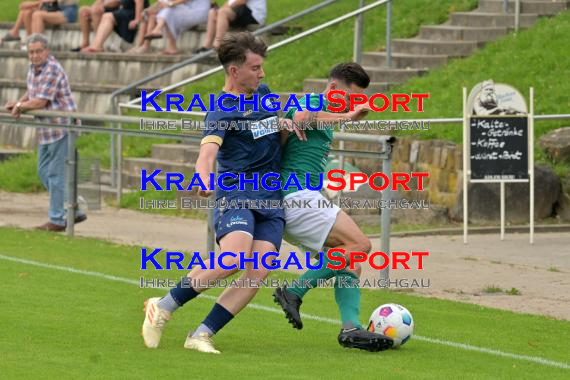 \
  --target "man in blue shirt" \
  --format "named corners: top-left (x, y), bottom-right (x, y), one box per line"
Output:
top-left (141, 31), bottom-right (304, 353)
